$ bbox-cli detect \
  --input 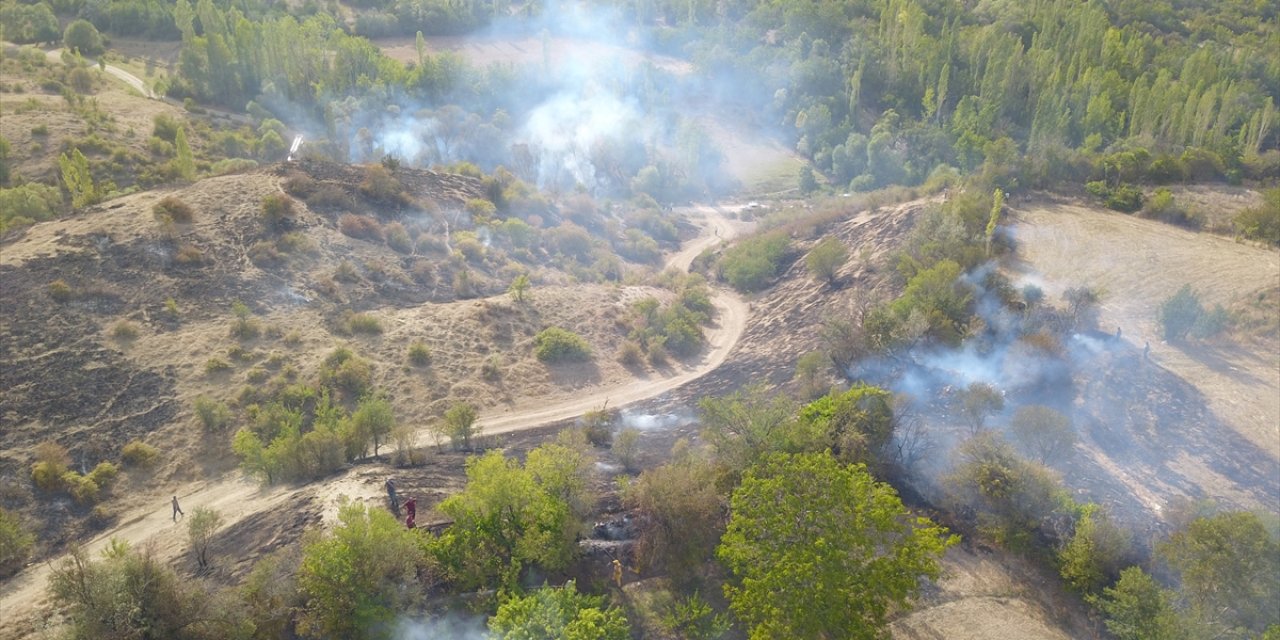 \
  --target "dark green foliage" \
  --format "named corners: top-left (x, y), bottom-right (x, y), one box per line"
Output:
top-left (0, 508), bottom-right (35, 579)
top-left (1157, 511), bottom-right (1280, 634)
top-left (624, 449), bottom-right (724, 582)
top-left (429, 450), bottom-right (578, 591)
top-left (946, 432), bottom-right (1072, 550)
top-left (49, 542), bottom-right (235, 640)
top-left (718, 452), bottom-right (956, 640)
top-left (0, 3), bottom-right (59, 44)
top-left (298, 501), bottom-right (426, 640)
top-left (719, 232), bottom-right (790, 293)
top-left (1091, 567), bottom-right (1184, 640)
top-left (805, 236), bottom-right (847, 284)
top-left (0, 184), bottom-right (63, 232)
top-left (795, 383), bottom-right (896, 466)
top-left (1234, 188), bottom-right (1280, 245)
top-left (63, 20), bottom-right (105, 56)
top-left (1158, 285), bottom-right (1204, 342)
top-left (534, 327), bottom-right (591, 363)
top-left (489, 581), bottom-right (630, 640)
